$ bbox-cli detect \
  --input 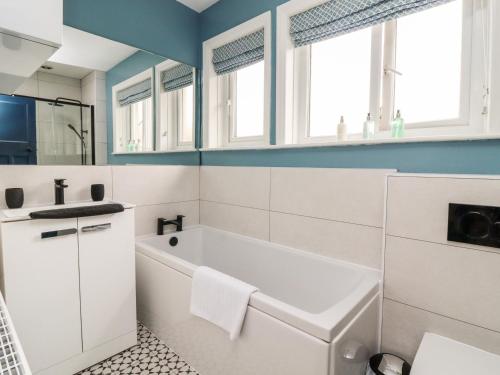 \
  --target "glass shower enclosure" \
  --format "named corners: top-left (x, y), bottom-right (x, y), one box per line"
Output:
top-left (36, 97), bottom-right (94, 165)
